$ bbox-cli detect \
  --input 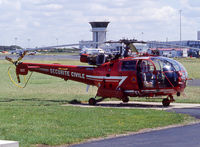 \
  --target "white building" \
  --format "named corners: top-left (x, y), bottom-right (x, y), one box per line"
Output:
top-left (79, 21), bottom-right (109, 49)
top-left (89, 21), bottom-right (109, 47)
top-left (79, 21), bottom-right (122, 53)
top-left (197, 31), bottom-right (200, 40)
